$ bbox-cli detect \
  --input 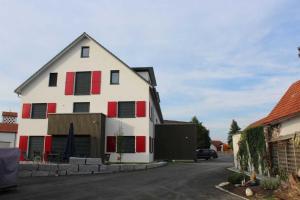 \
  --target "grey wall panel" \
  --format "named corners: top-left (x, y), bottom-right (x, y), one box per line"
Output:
top-left (154, 124), bottom-right (197, 160)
